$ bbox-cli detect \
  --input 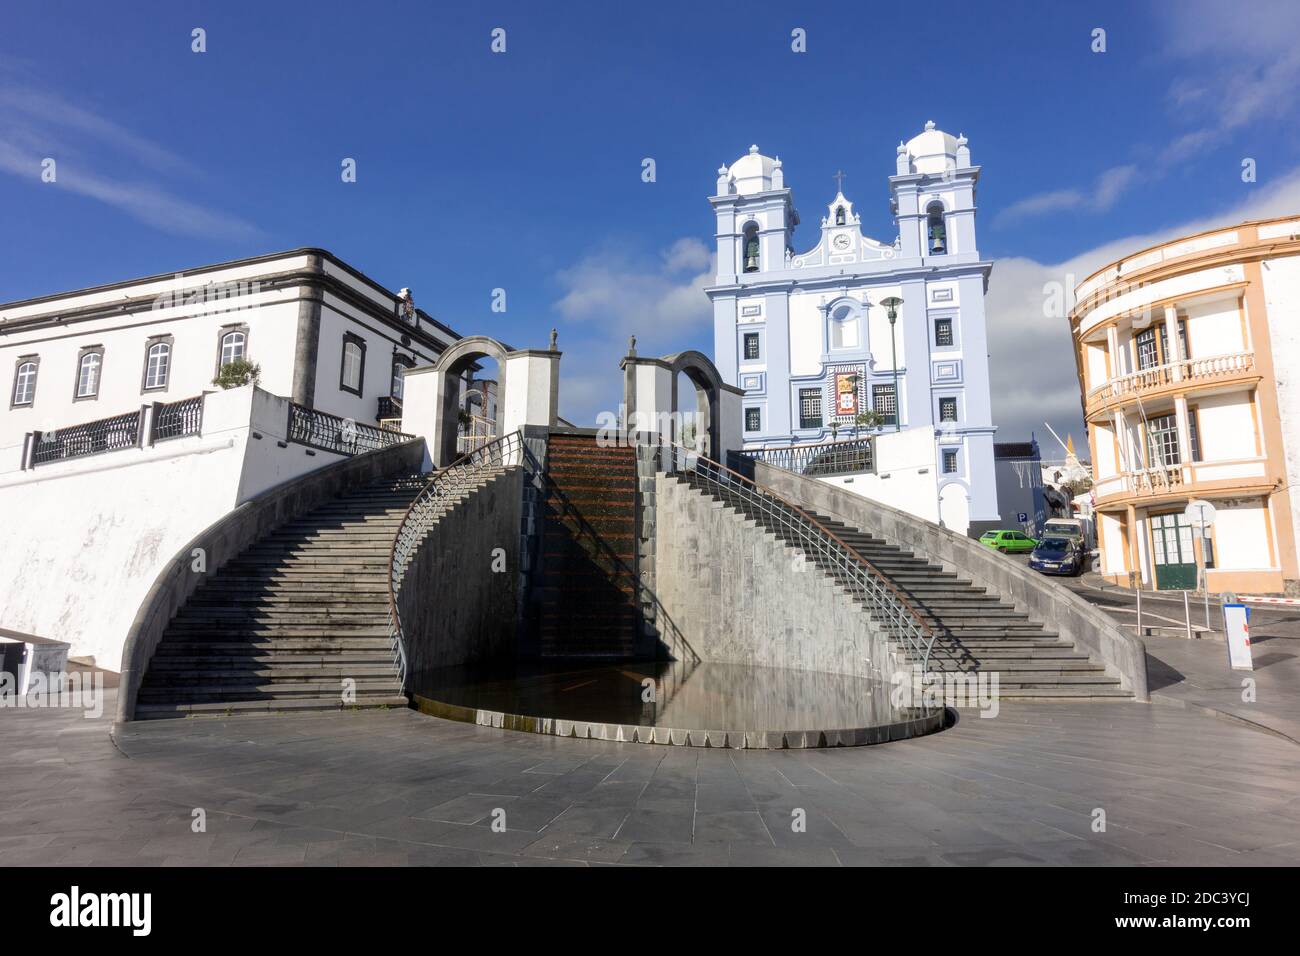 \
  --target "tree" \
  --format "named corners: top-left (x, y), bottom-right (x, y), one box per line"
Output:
top-left (212, 359), bottom-right (261, 389)
top-left (853, 410), bottom-right (885, 435)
